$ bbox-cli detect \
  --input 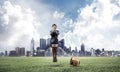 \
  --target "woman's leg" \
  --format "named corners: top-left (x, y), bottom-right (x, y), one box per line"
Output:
top-left (52, 44), bottom-right (58, 62)
top-left (52, 44), bottom-right (55, 62)
top-left (52, 44), bottom-right (56, 62)
top-left (54, 44), bottom-right (58, 62)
